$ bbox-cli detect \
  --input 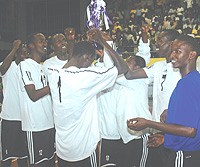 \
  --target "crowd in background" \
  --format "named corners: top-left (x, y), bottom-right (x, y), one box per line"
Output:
top-left (1, 1), bottom-right (200, 167)
top-left (75, 0), bottom-right (200, 58)
top-left (106, 0), bottom-right (200, 54)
